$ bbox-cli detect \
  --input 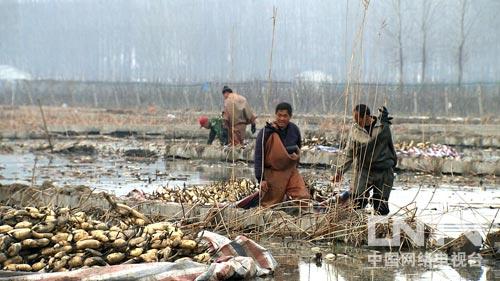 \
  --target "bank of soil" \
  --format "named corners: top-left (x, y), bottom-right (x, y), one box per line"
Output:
top-left (2, 106), bottom-right (500, 148)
